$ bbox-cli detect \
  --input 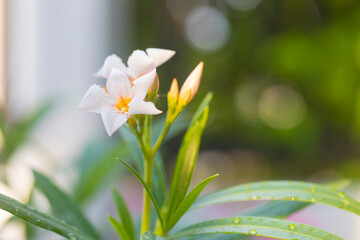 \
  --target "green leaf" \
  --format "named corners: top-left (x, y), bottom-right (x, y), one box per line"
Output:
top-left (166, 174), bottom-right (219, 232)
top-left (74, 140), bottom-right (131, 204)
top-left (0, 193), bottom-right (94, 240)
top-left (189, 92), bottom-right (213, 126)
top-left (118, 159), bottom-right (165, 230)
top-left (174, 179), bottom-right (352, 240)
top-left (191, 181), bottom-right (360, 216)
top-left (172, 216), bottom-right (344, 240)
top-left (245, 201), bottom-right (309, 219)
top-left (167, 106), bottom-right (209, 221)
top-left (243, 179), bottom-right (352, 219)
top-left (33, 171), bottom-right (100, 239)
top-left (191, 179), bottom-right (353, 240)
top-left (112, 189), bottom-right (135, 240)
top-left (108, 216), bottom-right (132, 240)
